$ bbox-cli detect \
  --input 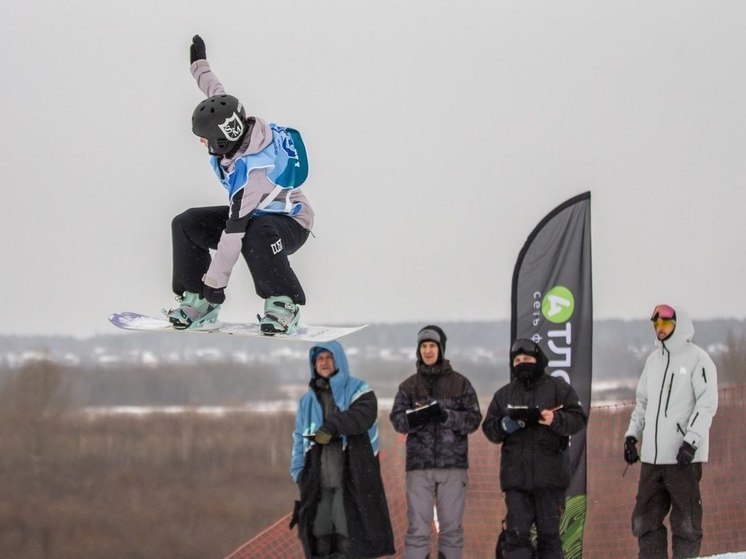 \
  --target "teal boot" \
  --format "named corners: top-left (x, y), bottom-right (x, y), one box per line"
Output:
top-left (258, 296), bottom-right (300, 335)
top-left (166, 291), bottom-right (221, 330)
